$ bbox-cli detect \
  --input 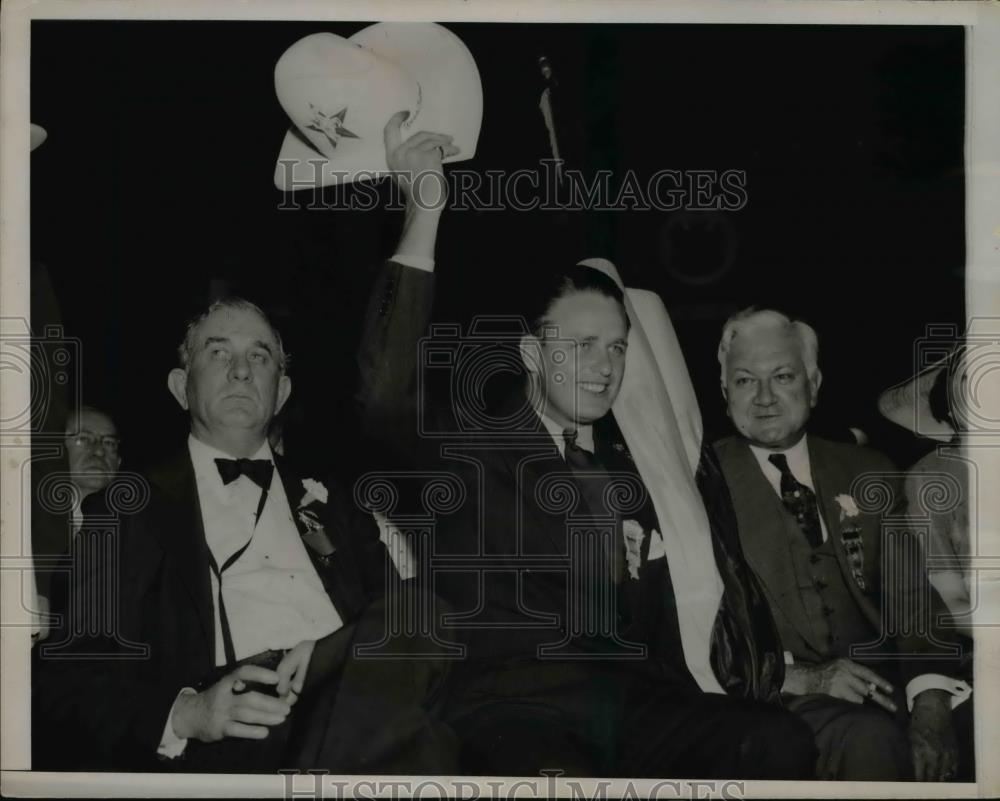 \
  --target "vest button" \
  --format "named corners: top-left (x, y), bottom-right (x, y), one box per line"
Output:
top-left (809, 554), bottom-right (821, 564)
top-left (821, 606), bottom-right (834, 617)
top-left (814, 577), bottom-right (828, 589)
